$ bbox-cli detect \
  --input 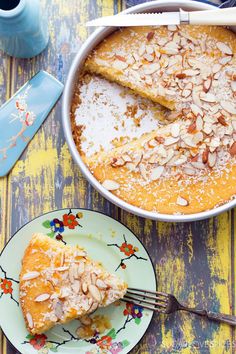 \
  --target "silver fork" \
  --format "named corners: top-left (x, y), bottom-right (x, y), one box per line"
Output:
top-left (124, 288), bottom-right (236, 326)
